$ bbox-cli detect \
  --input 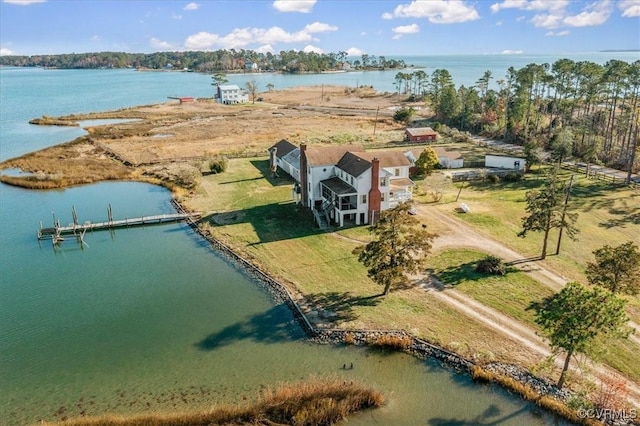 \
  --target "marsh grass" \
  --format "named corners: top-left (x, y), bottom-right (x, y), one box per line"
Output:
top-left (366, 334), bottom-right (413, 351)
top-left (471, 366), bottom-right (600, 426)
top-left (46, 379), bottom-right (384, 426)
